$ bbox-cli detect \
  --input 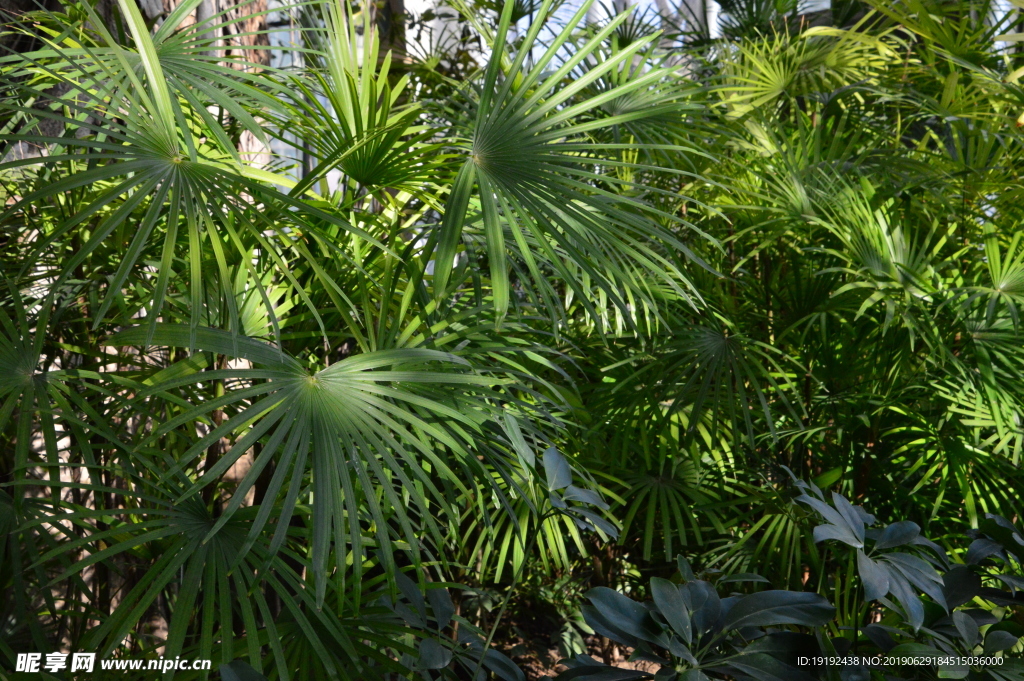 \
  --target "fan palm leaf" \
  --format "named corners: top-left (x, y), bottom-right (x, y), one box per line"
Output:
top-left (432, 0), bottom-right (716, 322)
